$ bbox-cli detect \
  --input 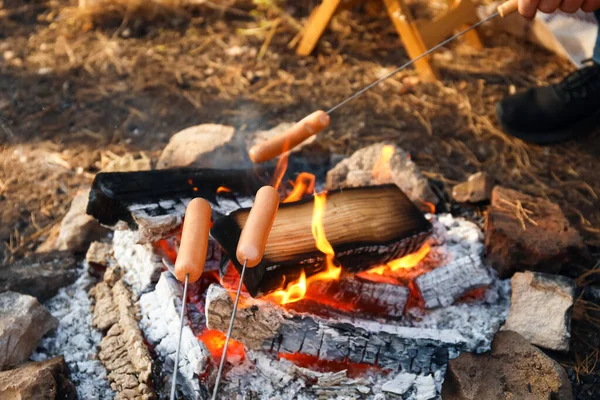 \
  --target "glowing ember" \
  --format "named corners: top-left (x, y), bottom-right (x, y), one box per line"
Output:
top-left (198, 329), bottom-right (245, 363)
top-left (217, 186), bottom-right (232, 194)
top-left (268, 192), bottom-right (341, 305)
top-left (421, 200), bottom-right (436, 214)
top-left (278, 353), bottom-right (384, 378)
top-left (372, 144), bottom-right (395, 182)
top-left (283, 172), bottom-right (316, 203)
